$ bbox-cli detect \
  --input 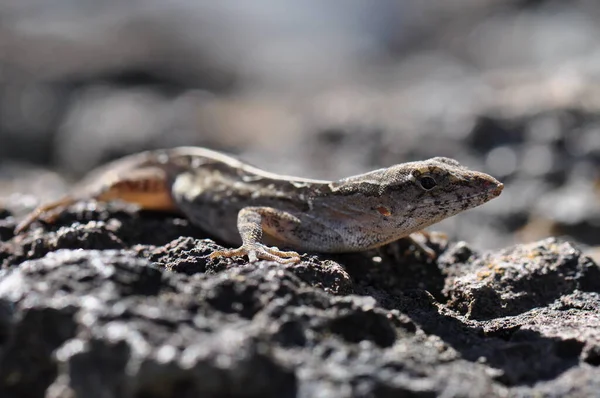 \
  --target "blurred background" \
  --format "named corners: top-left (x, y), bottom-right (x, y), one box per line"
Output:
top-left (0, 0), bottom-right (599, 256)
